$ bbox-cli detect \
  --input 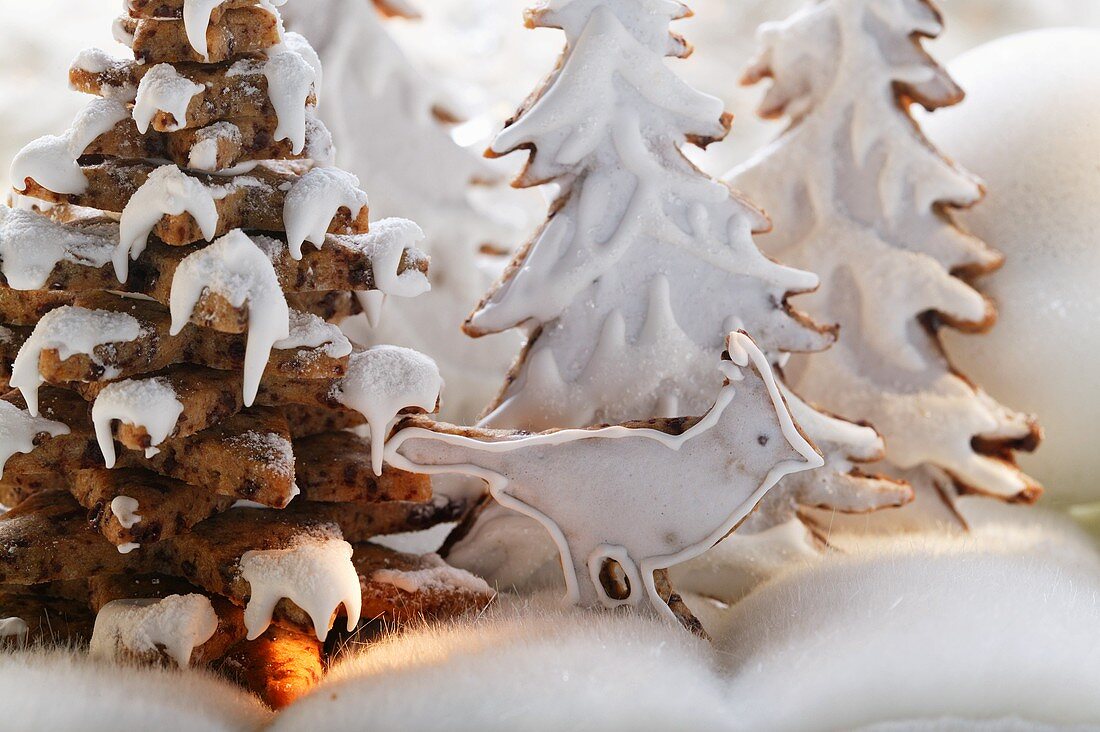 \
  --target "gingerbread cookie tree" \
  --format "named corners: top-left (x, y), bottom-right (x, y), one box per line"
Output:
top-left (0, 0), bottom-right (491, 707)
top-left (447, 0), bottom-right (911, 583)
top-left (282, 0), bottom-right (522, 422)
top-left (726, 0), bottom-right (1041, 522)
